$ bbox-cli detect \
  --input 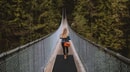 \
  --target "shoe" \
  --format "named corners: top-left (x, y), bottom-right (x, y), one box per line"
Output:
top-left (64, 55), bottom-right (67, 59)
